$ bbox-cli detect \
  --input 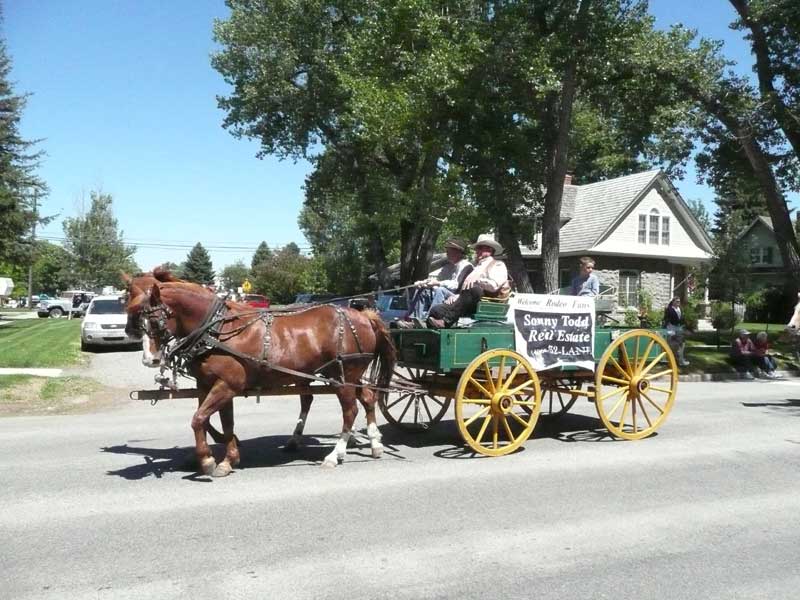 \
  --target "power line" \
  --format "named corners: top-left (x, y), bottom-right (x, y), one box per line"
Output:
top-left (36, 234), bottom-right (313, 253)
